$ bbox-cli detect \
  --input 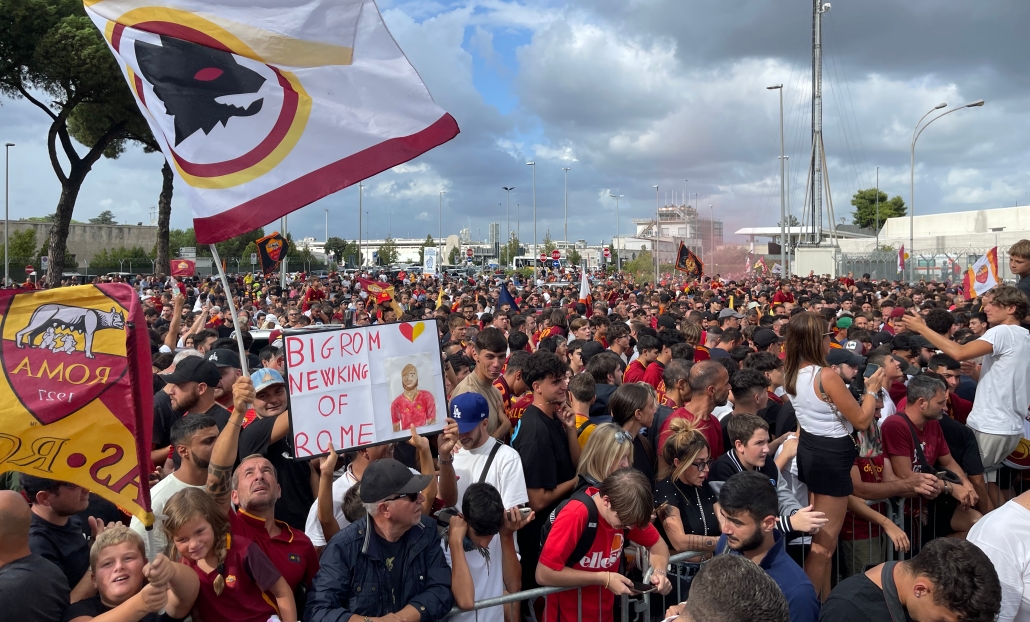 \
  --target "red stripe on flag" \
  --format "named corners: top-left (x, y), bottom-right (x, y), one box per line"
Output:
top-left (194, 113), bottom-right (459, 244)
